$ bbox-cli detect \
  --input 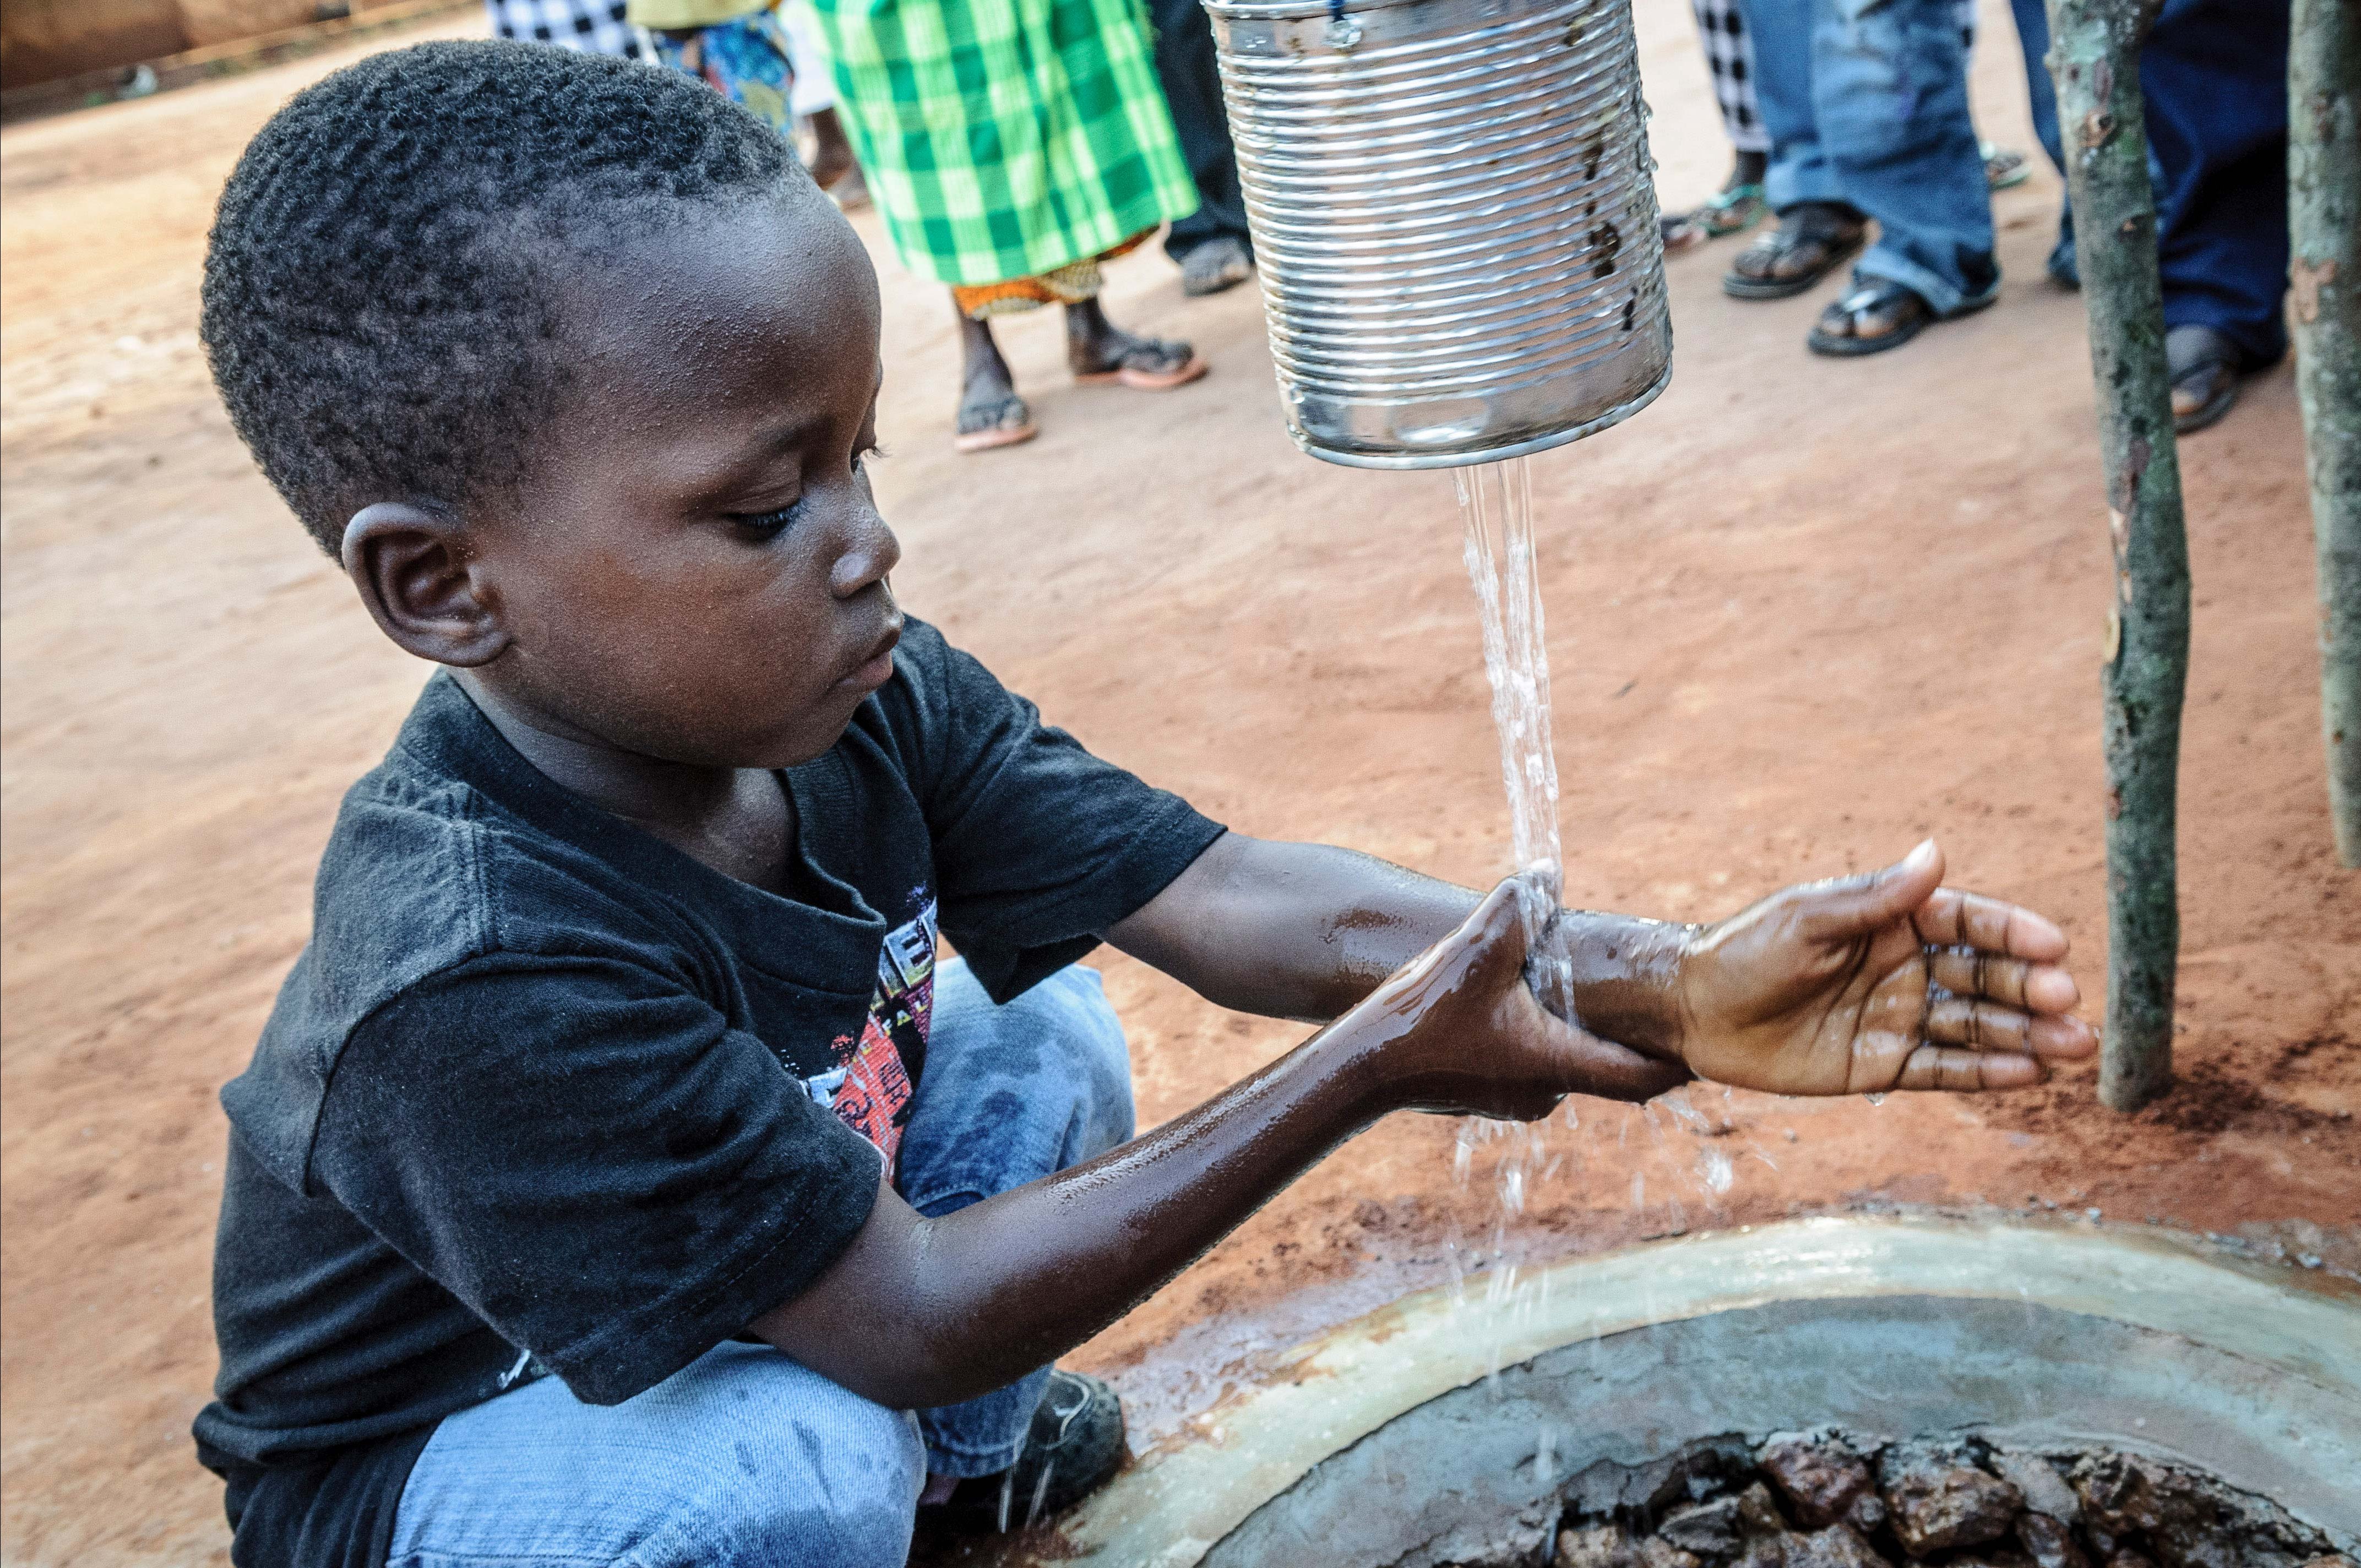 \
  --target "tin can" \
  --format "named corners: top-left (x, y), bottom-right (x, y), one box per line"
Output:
top-left (1205, 0), bottom-right (1672, 469)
